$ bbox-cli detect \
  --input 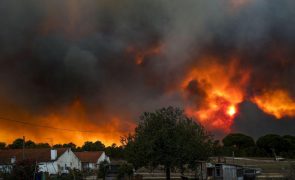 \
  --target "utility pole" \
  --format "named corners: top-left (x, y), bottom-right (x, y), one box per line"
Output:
top-left (22, 136), bottom-right (25, 160)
